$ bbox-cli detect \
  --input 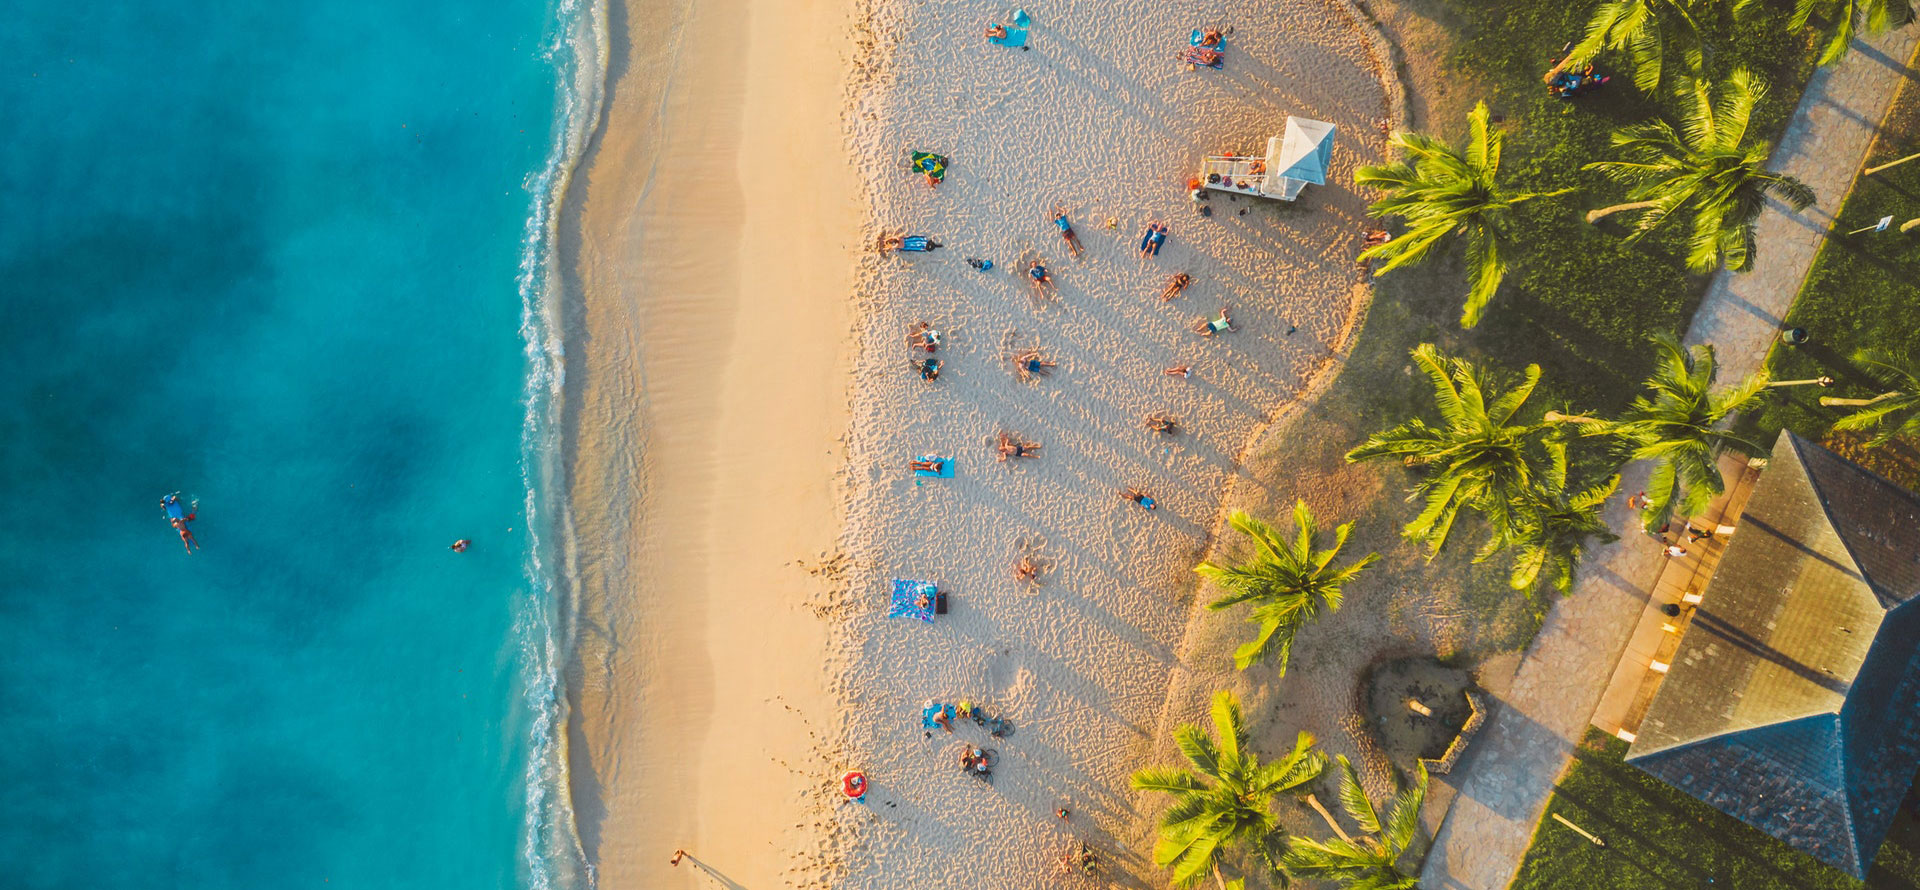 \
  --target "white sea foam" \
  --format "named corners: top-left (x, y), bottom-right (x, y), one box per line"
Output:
top-left (513, 0), bottom-right (608, 887)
